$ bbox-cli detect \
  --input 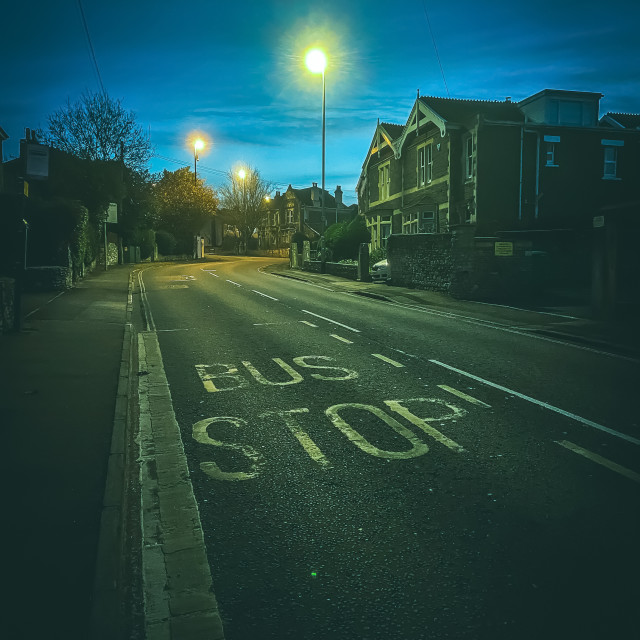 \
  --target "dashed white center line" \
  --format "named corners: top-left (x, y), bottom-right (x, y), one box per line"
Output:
top-left (301, 310), bottom-right (360, 333)
top-left (372, 354), bottom-right (405, 368)
top-left (226, 280), bottom-right (242, 287)
top-left (252, 290), bottom-right (278, 301)
top-left (300, 321), bottom-right (318, 327)
top-left (437, 385), bottom-right (491, 408)
top-left (555, 440), bottom-right (640, 484)
top-left (330, 334), bottom-right (353, 344)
